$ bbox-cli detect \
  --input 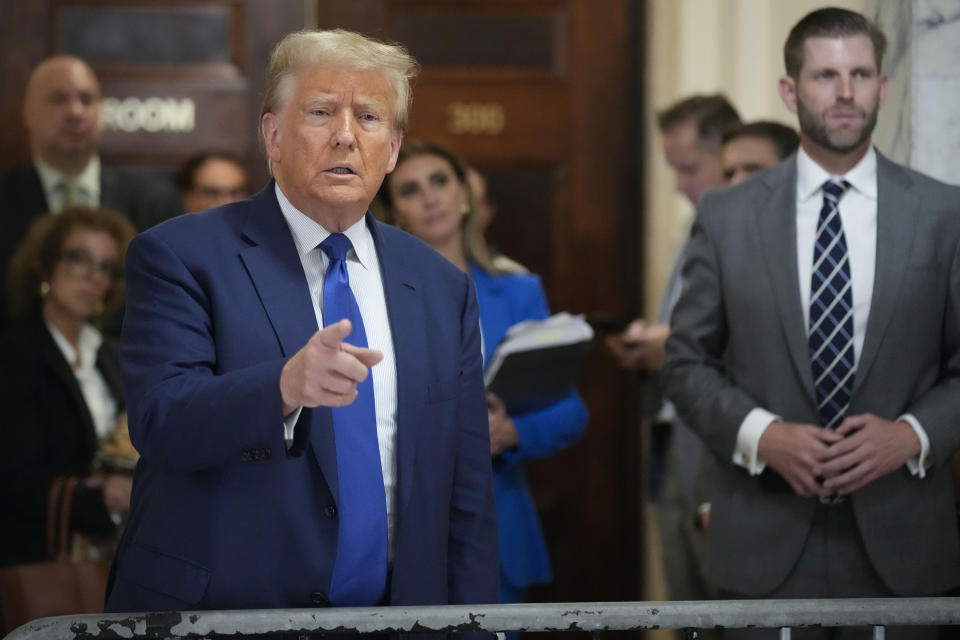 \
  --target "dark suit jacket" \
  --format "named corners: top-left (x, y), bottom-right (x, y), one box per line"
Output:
top-left (664, 151), bottom-right (960, 596)
top-left (105, 184), bottom-right (498, 613)
top-left (471, 265), bottom-right (587, 596)
top-left (0, 322), bottom-right (123, 566)
top-left (0, 161), bottom-right (183, 330)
